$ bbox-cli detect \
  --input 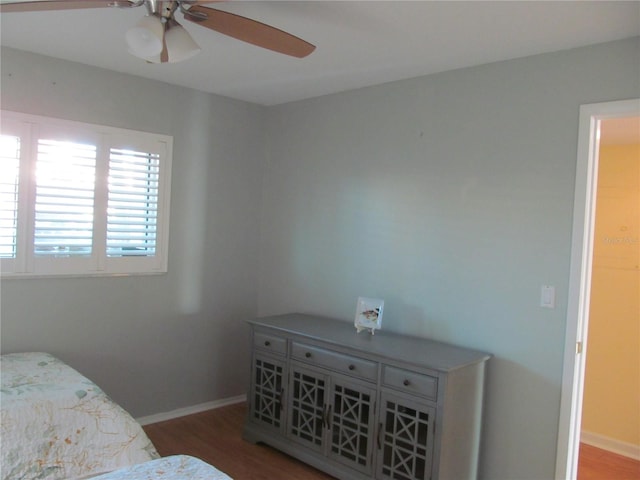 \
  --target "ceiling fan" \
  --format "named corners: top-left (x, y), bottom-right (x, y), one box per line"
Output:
top-left (0, 0), bottom-right (316, 63)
